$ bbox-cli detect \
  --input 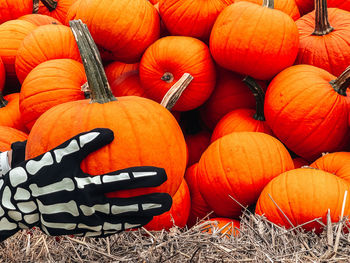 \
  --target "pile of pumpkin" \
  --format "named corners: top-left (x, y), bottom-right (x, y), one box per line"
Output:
top-left (1, 0), bottom-right (350, 235)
